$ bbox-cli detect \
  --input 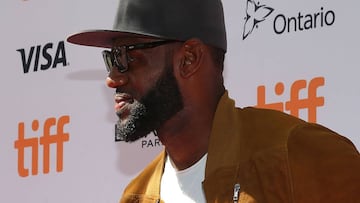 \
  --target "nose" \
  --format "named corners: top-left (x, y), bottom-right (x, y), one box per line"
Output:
top-left (106, 70), bottom-right (129, 88)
